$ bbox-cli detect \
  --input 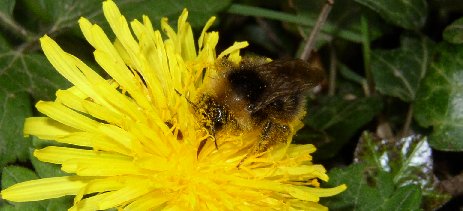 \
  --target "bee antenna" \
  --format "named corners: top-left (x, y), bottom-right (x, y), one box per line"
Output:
top-left (174, 88), bottom-right (199, 109)
top-left (300, 0), bottom-right (334, 61)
